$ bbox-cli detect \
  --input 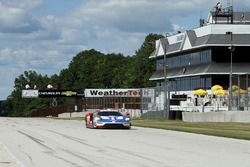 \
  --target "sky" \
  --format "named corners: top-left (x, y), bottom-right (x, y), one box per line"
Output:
top-left (0, 0), bottom-right (249, 100)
